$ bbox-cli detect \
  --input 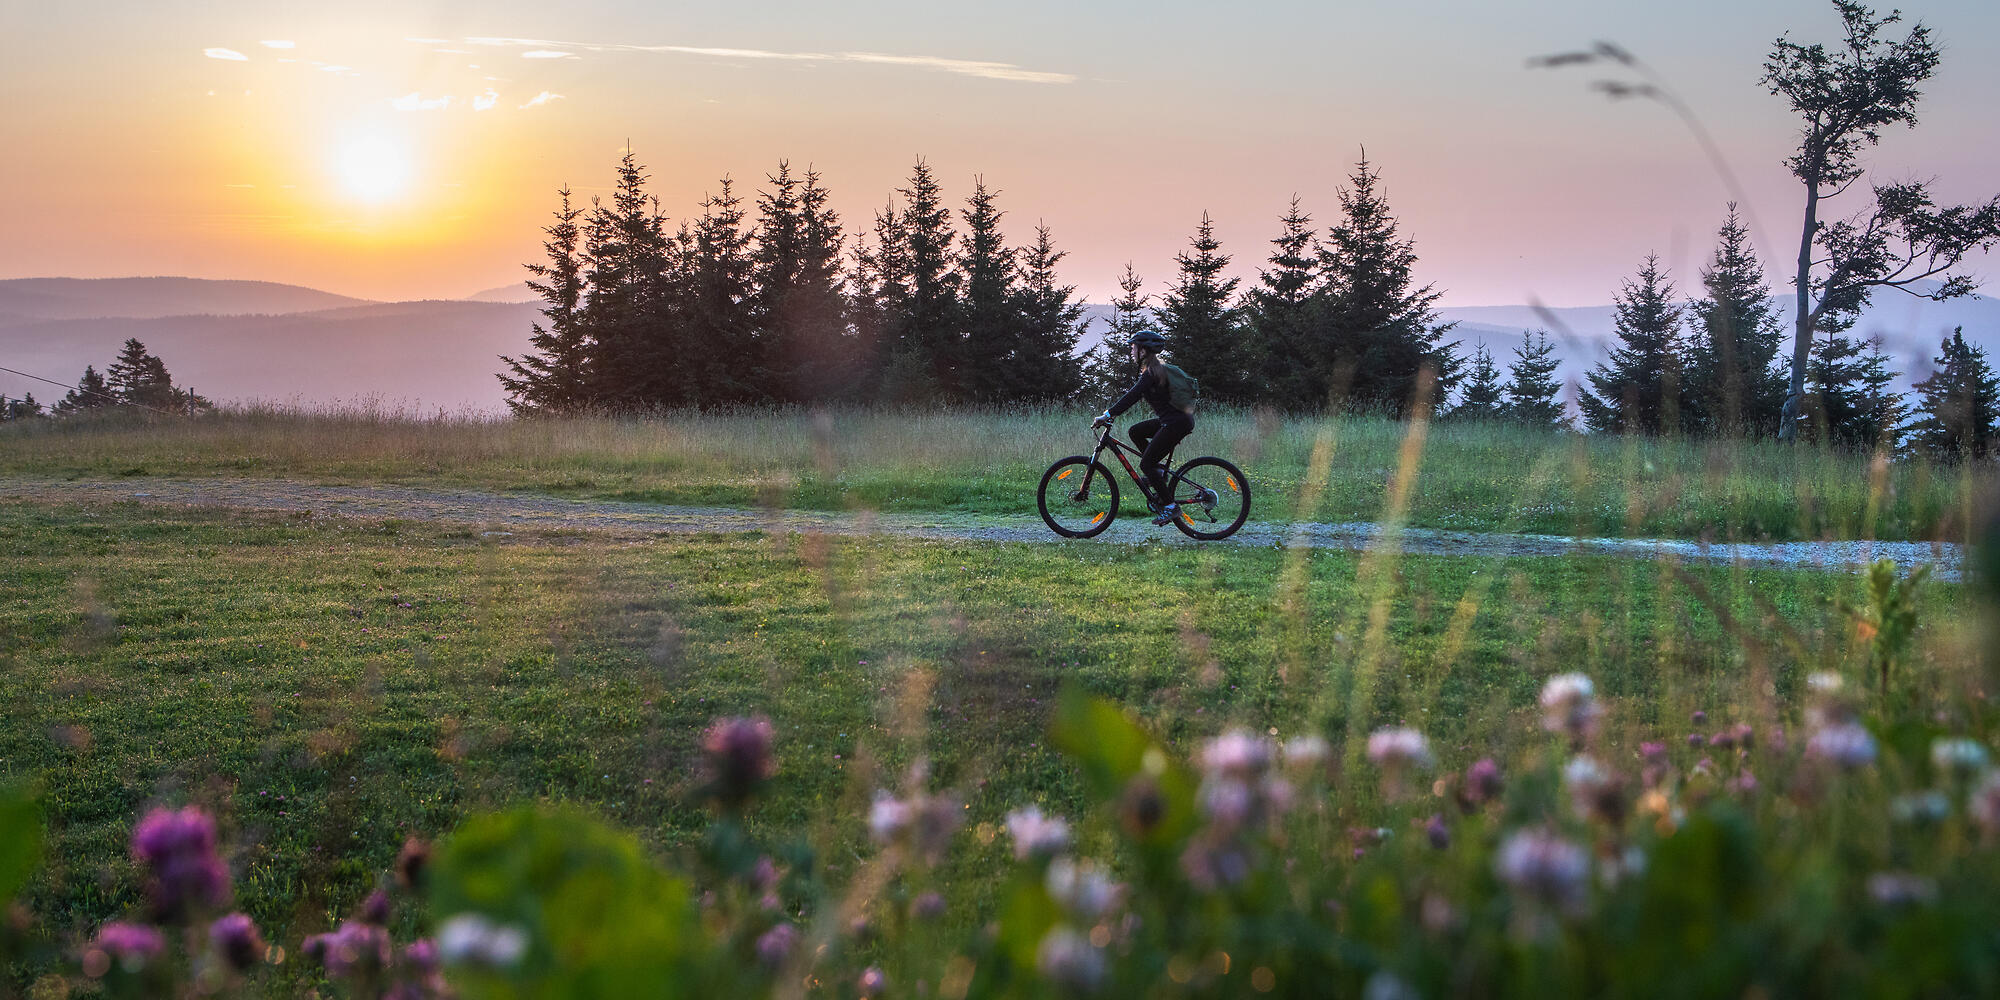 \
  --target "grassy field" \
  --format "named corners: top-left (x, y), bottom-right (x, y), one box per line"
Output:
top-left (0, 495), bottom-right (1980, 992)
top-left (1, 405), bottom-right (1990, 542)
